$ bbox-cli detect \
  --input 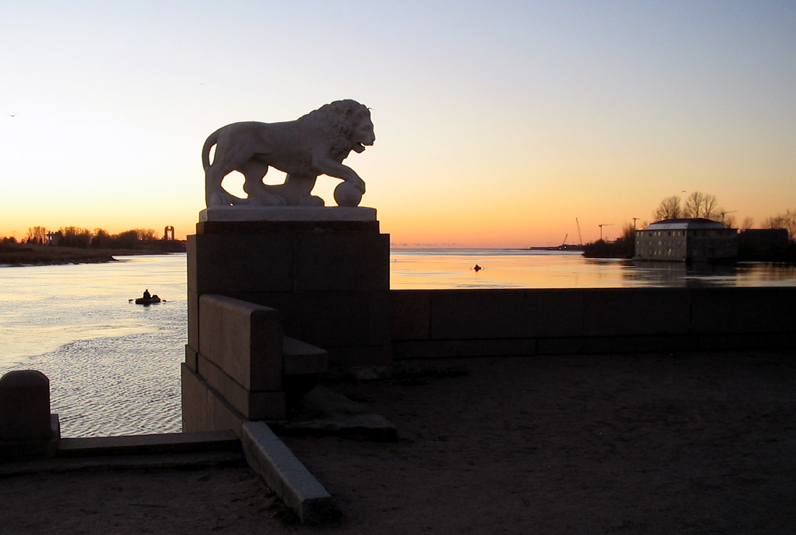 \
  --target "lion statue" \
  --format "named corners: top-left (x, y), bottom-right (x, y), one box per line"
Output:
top-left (202, 99), bottom-right (375, 208)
